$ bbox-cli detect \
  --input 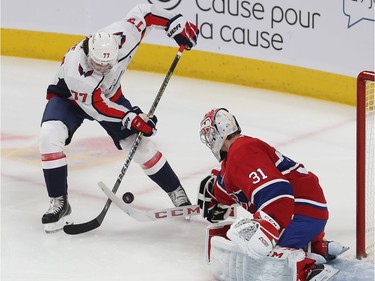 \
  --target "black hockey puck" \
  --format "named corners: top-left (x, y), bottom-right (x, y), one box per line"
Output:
top-left (122, 192), bottom-right (134, 204)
